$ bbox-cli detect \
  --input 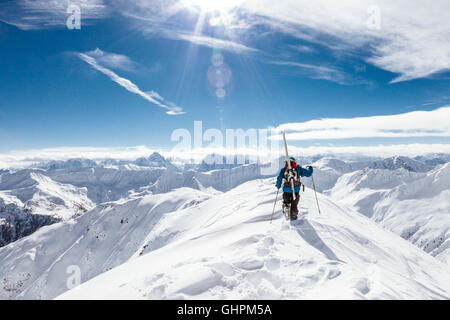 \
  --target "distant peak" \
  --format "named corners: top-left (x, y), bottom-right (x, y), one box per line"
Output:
top-left (370, 156), bottom-right (432, 172)
top-left (148, 152), bottom-right (165, 161)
